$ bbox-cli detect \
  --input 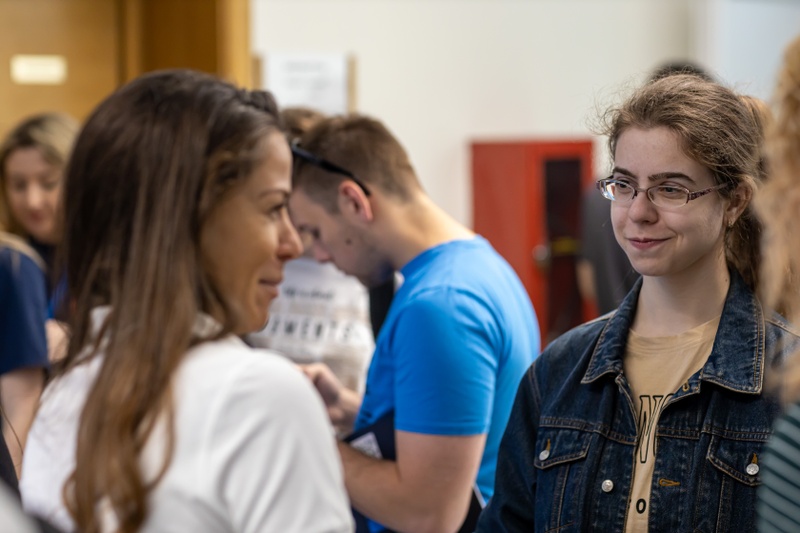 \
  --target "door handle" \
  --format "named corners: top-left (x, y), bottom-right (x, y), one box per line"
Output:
top-left (532, 244), bottom-right (551, 271)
